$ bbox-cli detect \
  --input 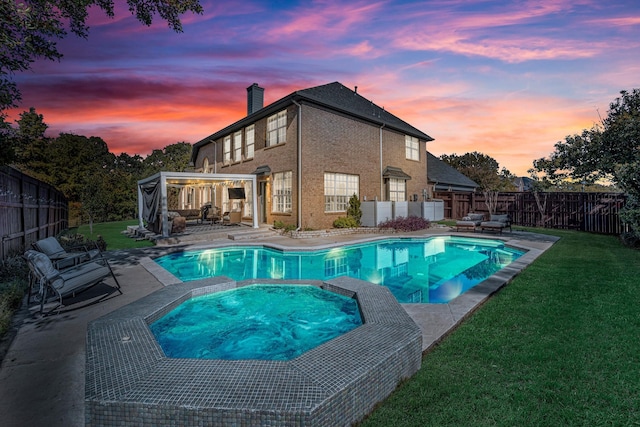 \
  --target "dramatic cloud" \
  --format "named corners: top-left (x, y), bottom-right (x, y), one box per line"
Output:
top-left (6, 0), bottom-right (640, 176)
